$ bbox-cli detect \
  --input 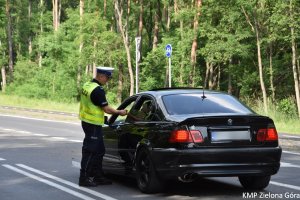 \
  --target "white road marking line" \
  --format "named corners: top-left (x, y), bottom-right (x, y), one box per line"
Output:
top-left (281, 162), bottom-right (300, 169)
top-left (0, 158), bottom-right (6, 161)
top-left (283, 150), bottom-right (300, 156)
top-left (270, 181), bottom-right (300, 191)
top-left (0, 114), bottom-right (80, 125)
top-left (16, 164), bottom-right (118, 200)
top-left (16, 131), bottom-right (32, 134)
top-left (1, 126), bottom-right (79, 142)
top-left (51, 137), bottom-right (67, 140)
top-left (69, 139), bottom-right (82, 143)
top-left (3, 128), bottom-right (15, 131)
top-left (33, 133), bottom-right (48, 137)
top-left (2, 164), bottom-right (95, 200)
